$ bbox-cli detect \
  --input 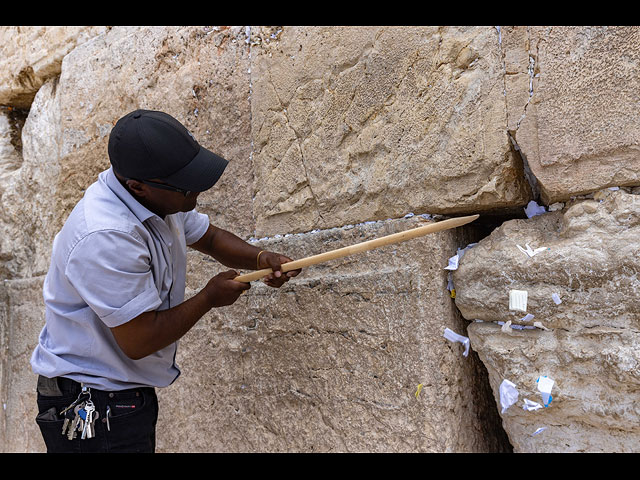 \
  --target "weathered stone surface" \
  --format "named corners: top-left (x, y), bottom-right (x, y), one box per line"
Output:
top-left (47, 26), bottom-right (254, 240)
top-left (508, 26), bottom-right (640, 204)
top-left (250, 26), bottom-right (531, 237)
top-left (4, 25), bottom-right (640, 453)
top-left (1, 80), bottom-right (61, 279)
top-left (0, 277), bottom-right (46, 453)
top-left (156, 216), bottom-right (509, 452)
top-left (0, 26), bottom-right (108, 108)
top-left (453, 190), bottom-right (640, 452)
